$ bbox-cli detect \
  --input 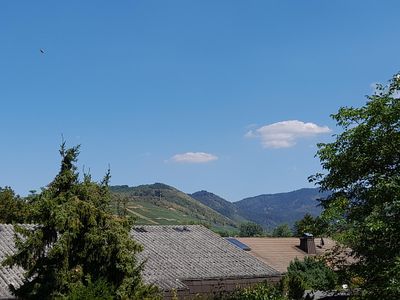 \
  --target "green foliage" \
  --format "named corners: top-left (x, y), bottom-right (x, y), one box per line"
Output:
top-left (187, 220), bottom-right (212, 228)
top-left (286, 275), bottom-right (305, 300)
top-left (239, 222), bottom-right (264, 237)
top-left (0, 187), bottom-right (31, 223)
top-left (309, 73), bottom-right (400, 299)
top-left (227, 281), bottom-right (286, 300)
top-left (60, 277), bottom-right (114, 300)
top-left (293, 213), bottom-right (327, 237)
top-left (2, 143), bottom-right (159, 299)
top-left (272, 224), bottom-right (293, 237)
top-left (286, 257), bottom-right (337, 292)
top-left (214, 228), bottom-right (239, 237)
